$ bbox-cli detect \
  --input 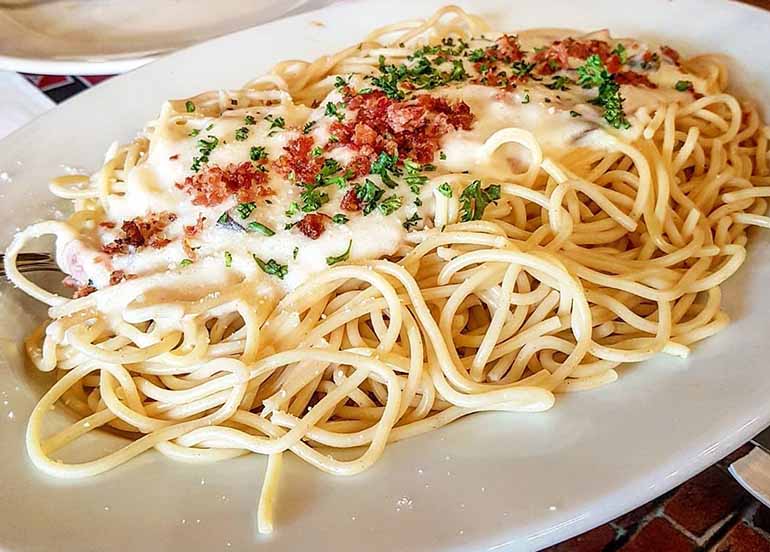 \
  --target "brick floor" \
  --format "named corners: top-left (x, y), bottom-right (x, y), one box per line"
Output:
top-left (548, 444), bottom-right (770, 551)
top-left (664, 466), bottom-right (747, 536)
top-left (619, 518), bottom-right (695, 552)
